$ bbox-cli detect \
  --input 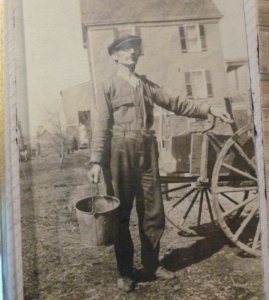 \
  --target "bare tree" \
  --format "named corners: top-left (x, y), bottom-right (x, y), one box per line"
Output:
top-left (49, 110), bottom-right (66, 165)
top-left (37, 108), bottom-right (67, 165)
